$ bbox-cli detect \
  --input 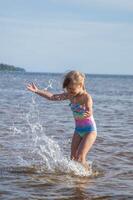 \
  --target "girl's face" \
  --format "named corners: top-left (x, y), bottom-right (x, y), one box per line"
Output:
top-left (66, 83), bottom-right (83, 96)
